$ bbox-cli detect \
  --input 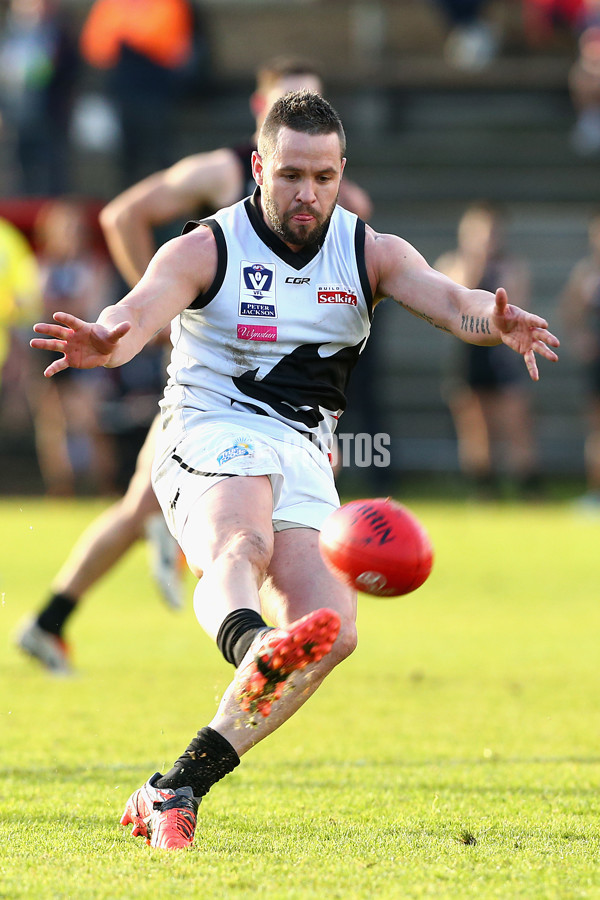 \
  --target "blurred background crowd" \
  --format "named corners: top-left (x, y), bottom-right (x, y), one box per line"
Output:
top-left (2, 0), bottom-right (600, 504)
